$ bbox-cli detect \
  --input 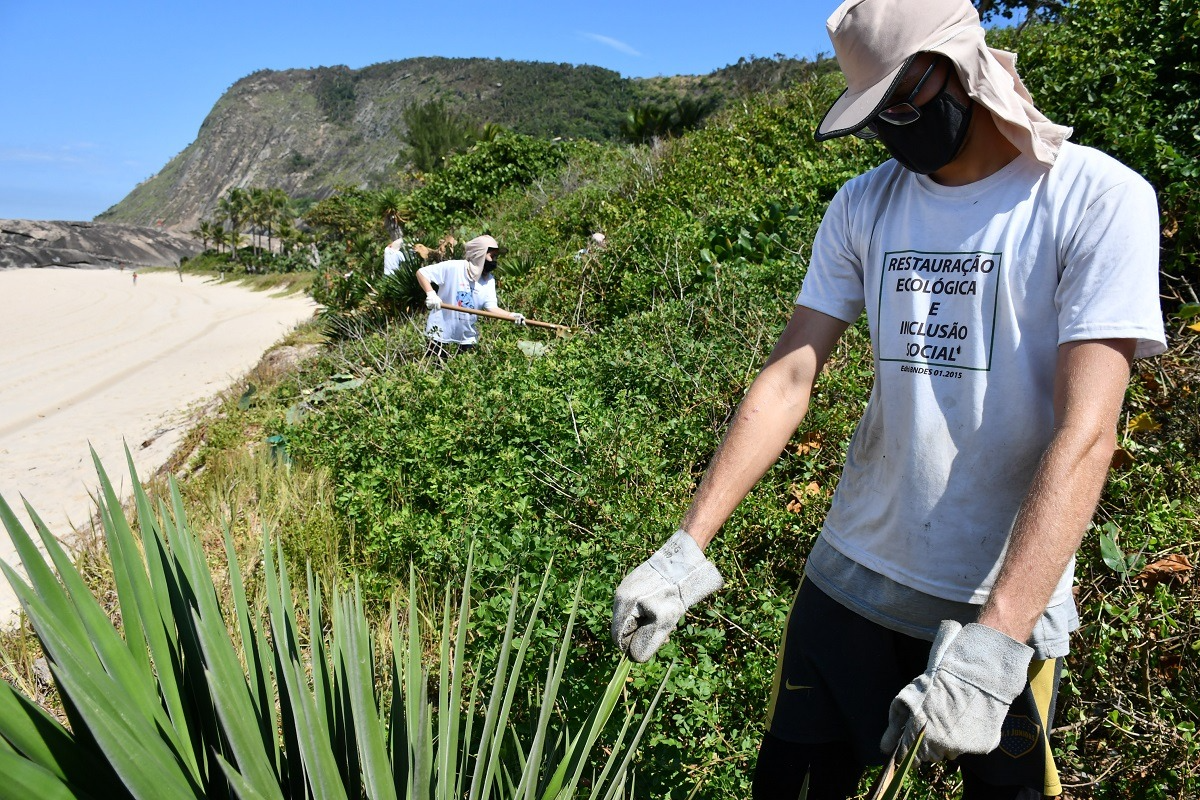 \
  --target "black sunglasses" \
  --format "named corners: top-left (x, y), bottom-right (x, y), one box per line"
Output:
top-left (854, 57), bottom-right (948, 140)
